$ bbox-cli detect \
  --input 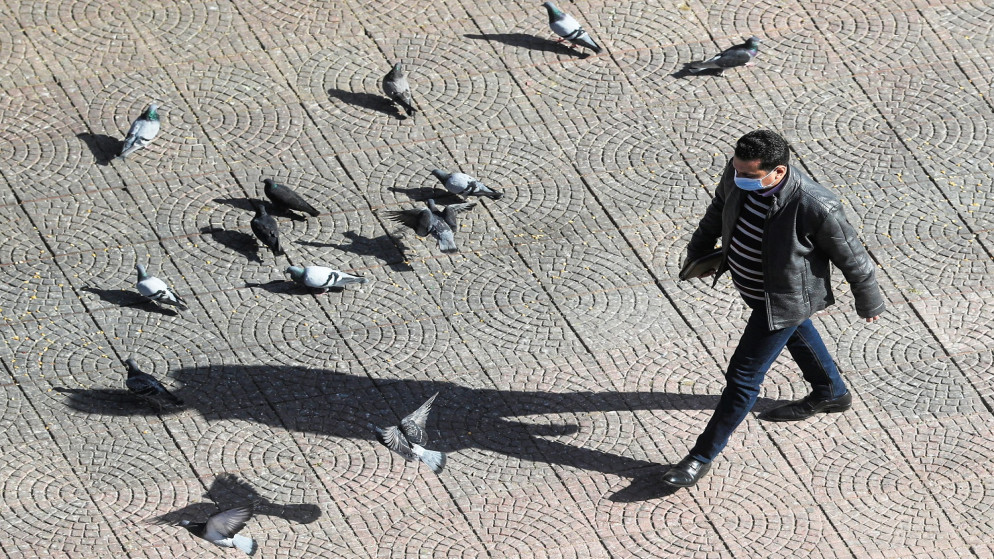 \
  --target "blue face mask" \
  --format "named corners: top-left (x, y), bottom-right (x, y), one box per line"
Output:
top-left (734, 168), bottom-right (777, 191)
